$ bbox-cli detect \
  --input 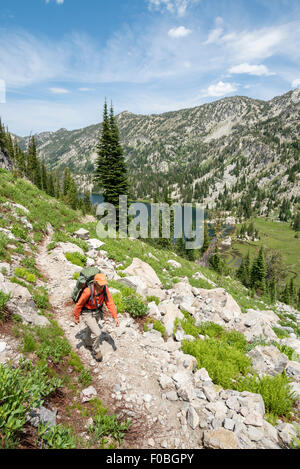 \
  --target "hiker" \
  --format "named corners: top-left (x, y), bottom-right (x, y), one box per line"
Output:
top-left (73, 273), bottom-right (119, 362)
